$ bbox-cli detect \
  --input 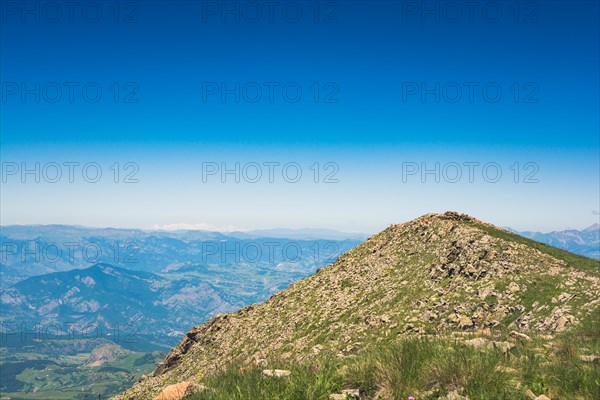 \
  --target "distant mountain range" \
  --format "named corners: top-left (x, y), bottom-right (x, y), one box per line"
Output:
top-left (228, 227), bottom-right (369, 241)
top-left (0, 224), bottom-right (364, 288)
top-left (510, 223), bottom-right (599, 259)
top-left (0, 226), bottom-right (363, 398)
top-left (2, 264), bottom-right (231, 345)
